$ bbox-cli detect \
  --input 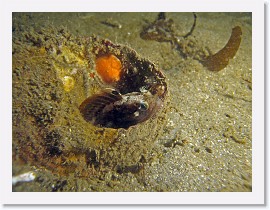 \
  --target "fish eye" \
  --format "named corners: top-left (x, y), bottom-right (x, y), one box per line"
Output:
top-left (111, 90), bottom-right (120, 95)
top-left (139, 101), bottom-right (149, 111)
